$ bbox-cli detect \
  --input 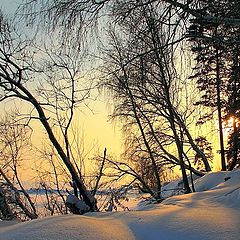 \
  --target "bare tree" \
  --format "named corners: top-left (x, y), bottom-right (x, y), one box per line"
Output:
top-left (101, 1), bottom-right (213, 195)
top-left (0, 113), bottom-right (38, 220)
top-left (0, 11), bottom-right (97, 211)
